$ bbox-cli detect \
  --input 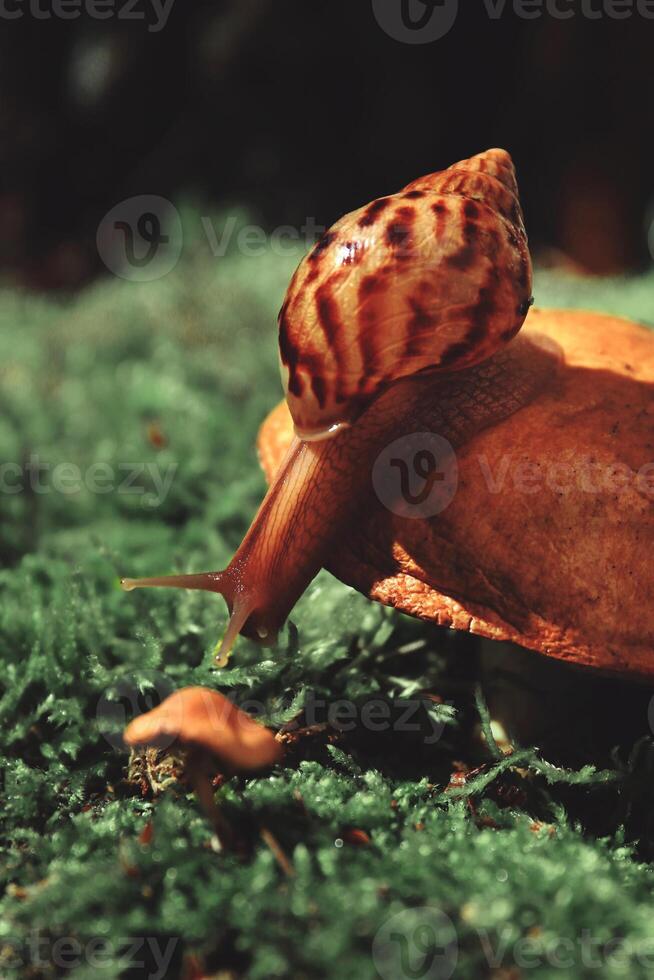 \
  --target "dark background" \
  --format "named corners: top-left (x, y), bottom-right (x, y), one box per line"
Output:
top-left (1, 0), bottom-right (653, 289)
